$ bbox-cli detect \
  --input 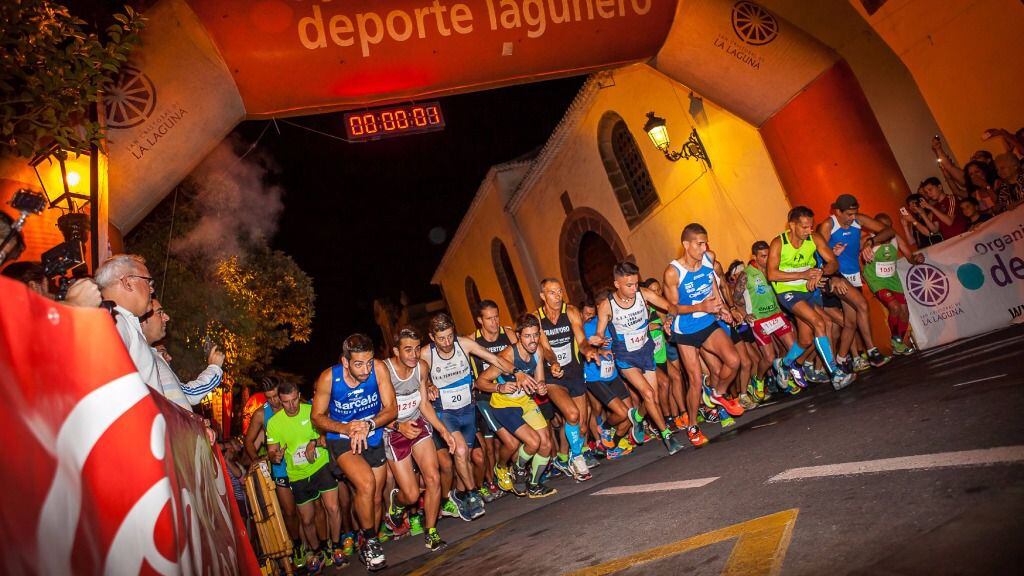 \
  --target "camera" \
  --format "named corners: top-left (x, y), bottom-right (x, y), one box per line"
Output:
top-left (42, 211), bottom-right (90, 300)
